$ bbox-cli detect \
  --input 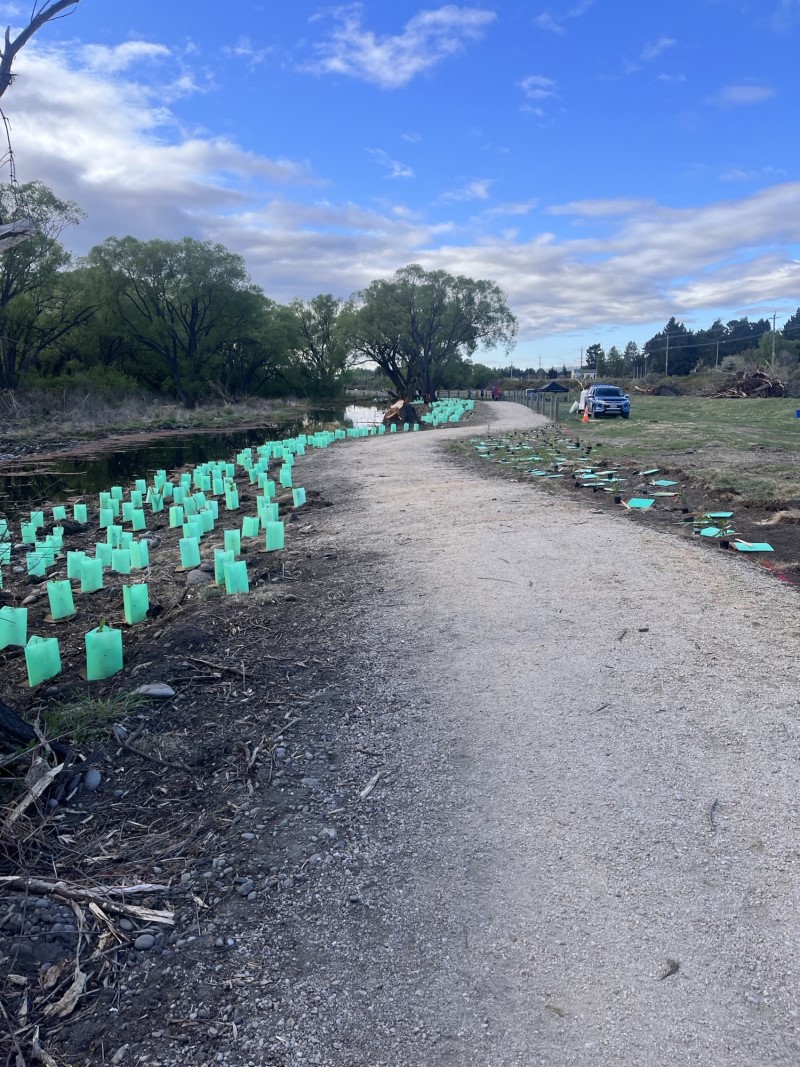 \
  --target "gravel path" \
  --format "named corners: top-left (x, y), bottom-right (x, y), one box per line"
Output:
top-left (234, 400), bottom-right (800, 1066)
